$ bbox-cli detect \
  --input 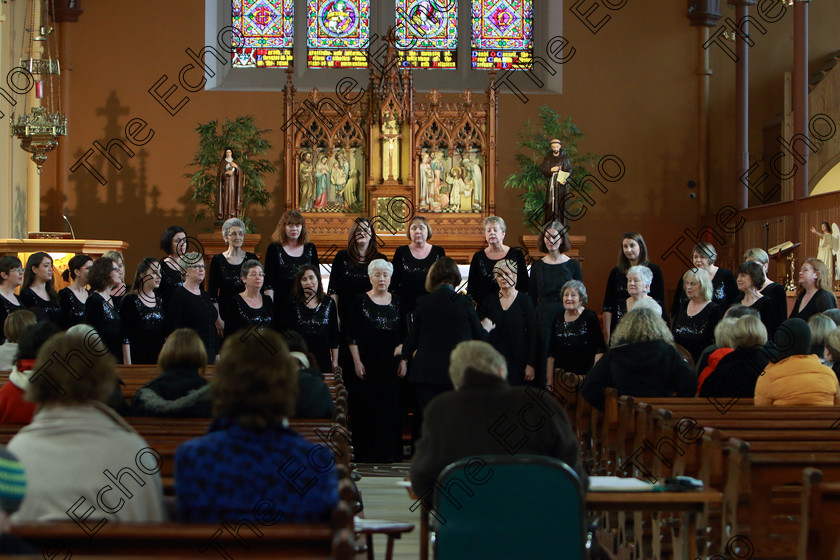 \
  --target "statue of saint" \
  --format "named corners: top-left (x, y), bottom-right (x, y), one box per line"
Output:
top-left (381, 112), bottom-right (401, 181)
top-left (540, 138), bottom-right (572, 224)
top-left (299, 151), bottom-right (315, 211)
top-left (217, 147), bottom-right (244, 221)
top-left (419, 152), bottom-right (432, 209)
